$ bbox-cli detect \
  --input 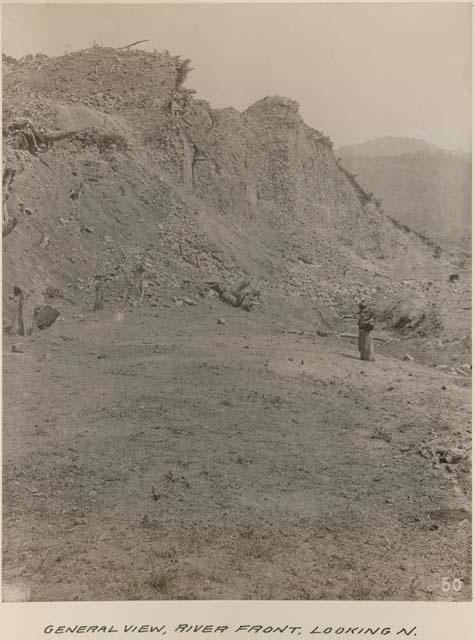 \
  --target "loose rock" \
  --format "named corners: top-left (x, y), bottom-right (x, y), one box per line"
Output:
top-left (34, 305), bottom-right (60, 330)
